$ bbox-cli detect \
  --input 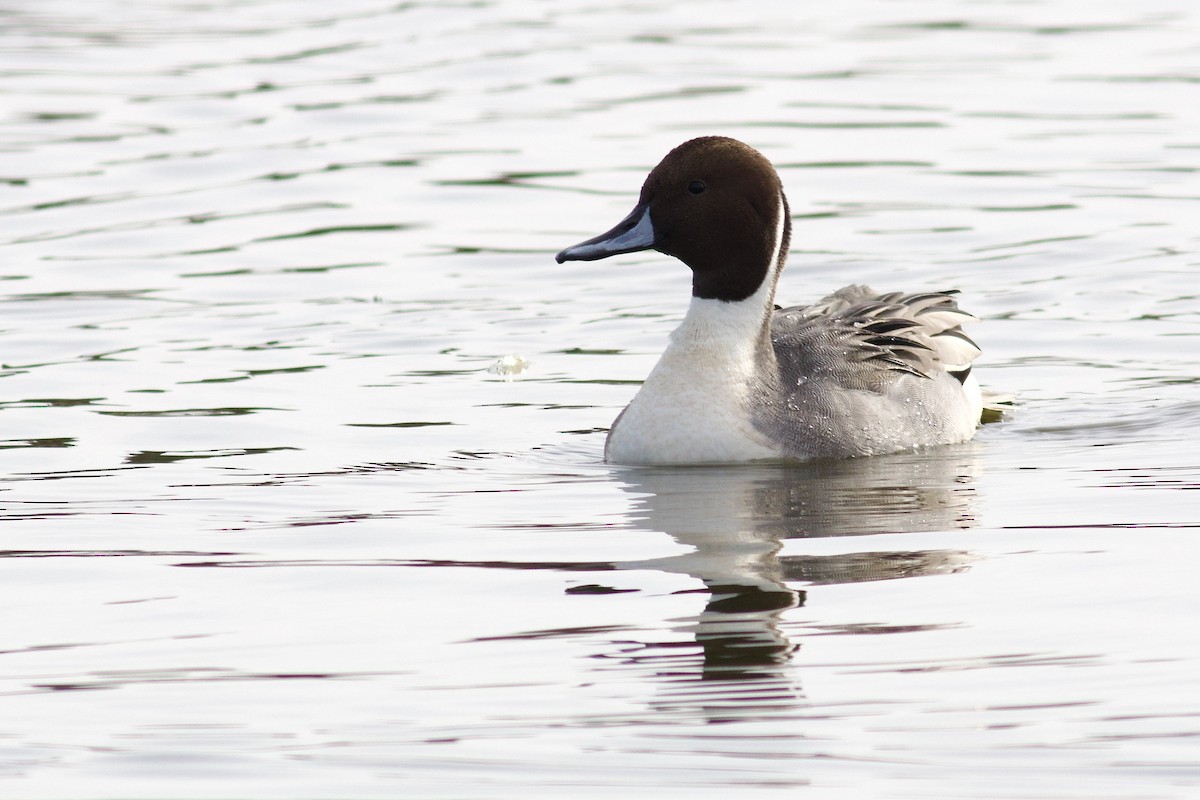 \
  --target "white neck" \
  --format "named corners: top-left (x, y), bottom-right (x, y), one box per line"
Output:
top-left (670, 282), bottom-right (773, 360)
